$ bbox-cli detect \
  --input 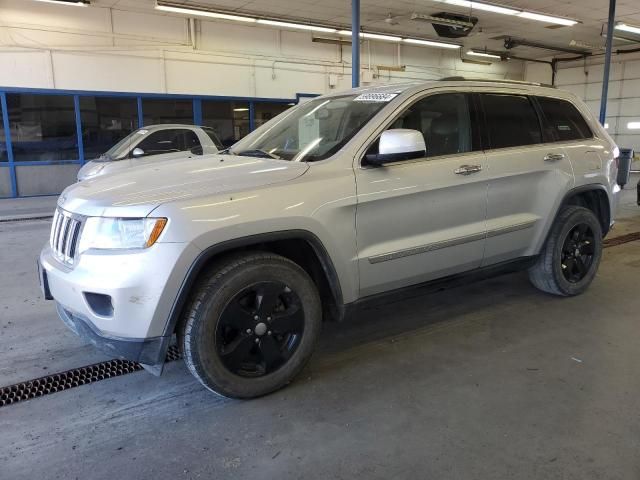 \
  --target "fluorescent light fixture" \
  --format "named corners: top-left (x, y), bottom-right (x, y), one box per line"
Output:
top-left (517, 11), bottom-right (577, 26)
top-left (155, 5), bottom-right (256, 22)
top-left (432, 0), bottom-right (577, 25)
top-left (338, 30), bottom-right (401, 42)
top-left (233, 108), bottom-right (249, 112)
top-left (628, 121), bottom-right (640, 129)
top-left (33, 0), bottom-right (89, 5)
top-left (615, 23), bottom-right (640, 35)
top-left (257, 19), bottom-right (336, 32)
top-left (467, 50), bottom-right (501, 58)
top-left (435, 0), bottom-right (518, 15)
top-left (403, 38), bottom-right (461, 49)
